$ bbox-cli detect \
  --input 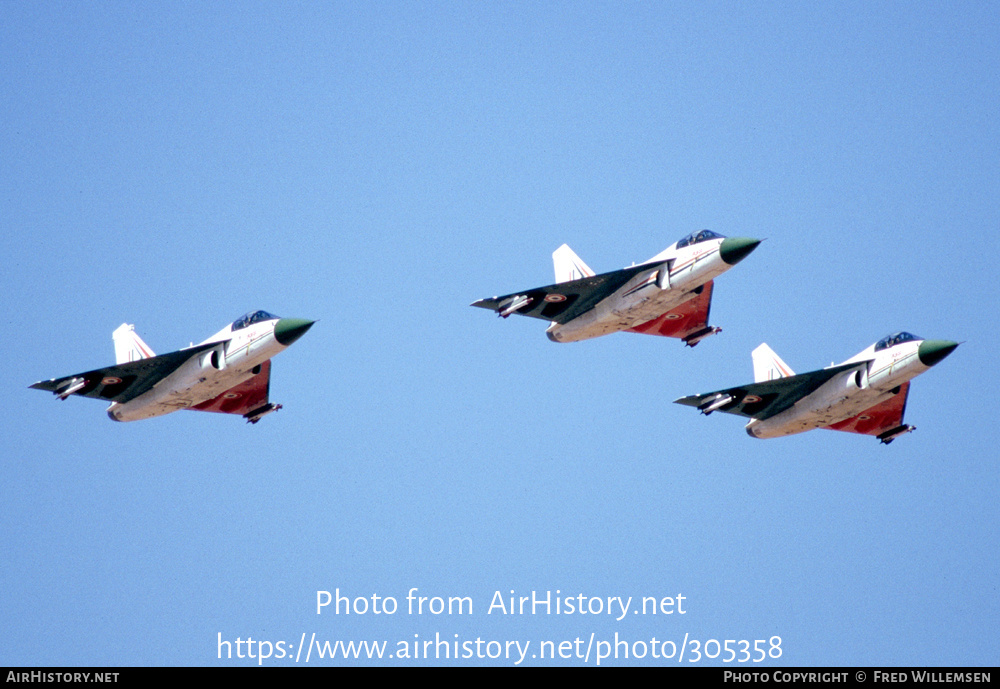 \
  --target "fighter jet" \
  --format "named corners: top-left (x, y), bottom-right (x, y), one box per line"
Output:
top-left (30, 310), bottom-right (314, 423)
top-left (472, 231), bottom-right (761, 345)
top-left (674, 332), bottom-right (959, 443)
